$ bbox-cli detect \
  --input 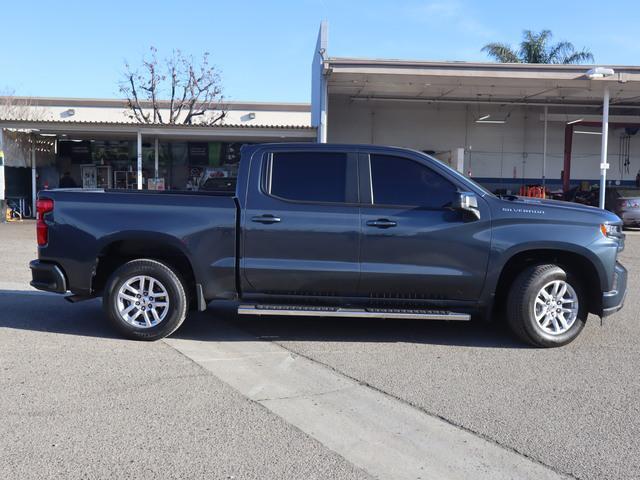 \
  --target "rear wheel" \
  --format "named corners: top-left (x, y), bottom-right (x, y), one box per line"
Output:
top-left (103, 259), bottom-right (188, 340)
top-left (507, 264), bottom-right (587, 347)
